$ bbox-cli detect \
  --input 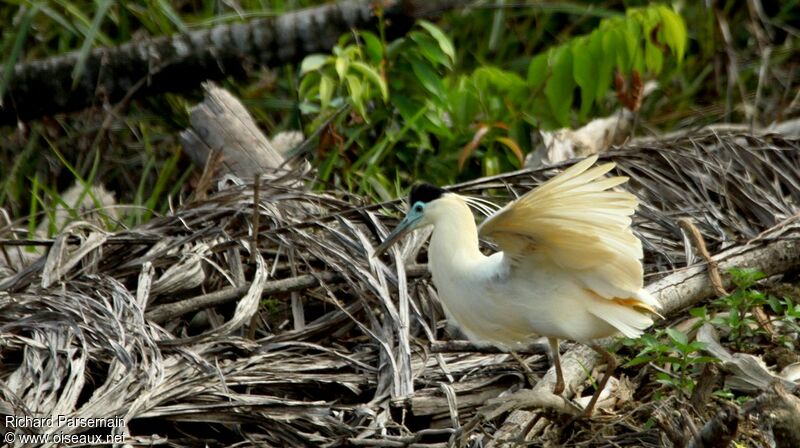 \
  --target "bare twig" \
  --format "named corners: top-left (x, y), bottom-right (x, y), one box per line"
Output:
top-left (430, 340), bottom-right (550, 355)
top-left (146, 271), bottom-right (339, 324)
top-left (678, 218), bottom-right (728, 296)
